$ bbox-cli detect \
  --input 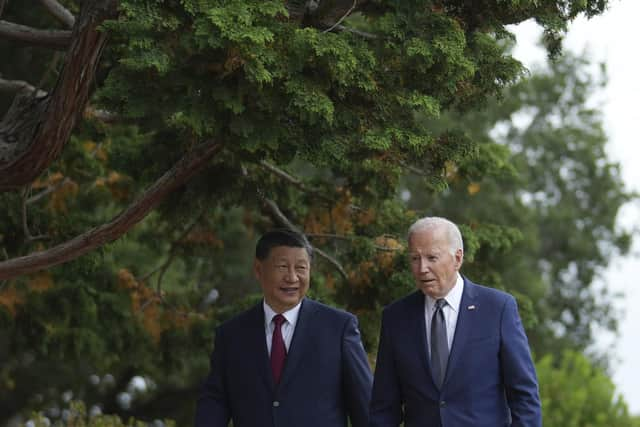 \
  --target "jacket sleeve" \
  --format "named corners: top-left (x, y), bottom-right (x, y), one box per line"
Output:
top-left (194, 326), bottom-right (231, 427)
top-left (500, 296), bottom-right (542, 427)
top-left (369, 310), bottom-right (403, 427)
top-left (342, 314), bottom-right (374, 427)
